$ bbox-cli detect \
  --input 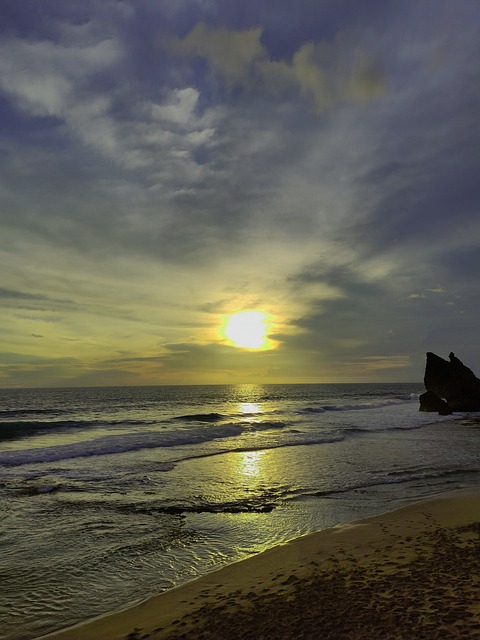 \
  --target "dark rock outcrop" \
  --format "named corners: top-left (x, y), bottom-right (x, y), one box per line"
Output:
top-left (419, 390), bottom-right (452, 415)
top-left (420, 351), bottom-right (480, 413)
